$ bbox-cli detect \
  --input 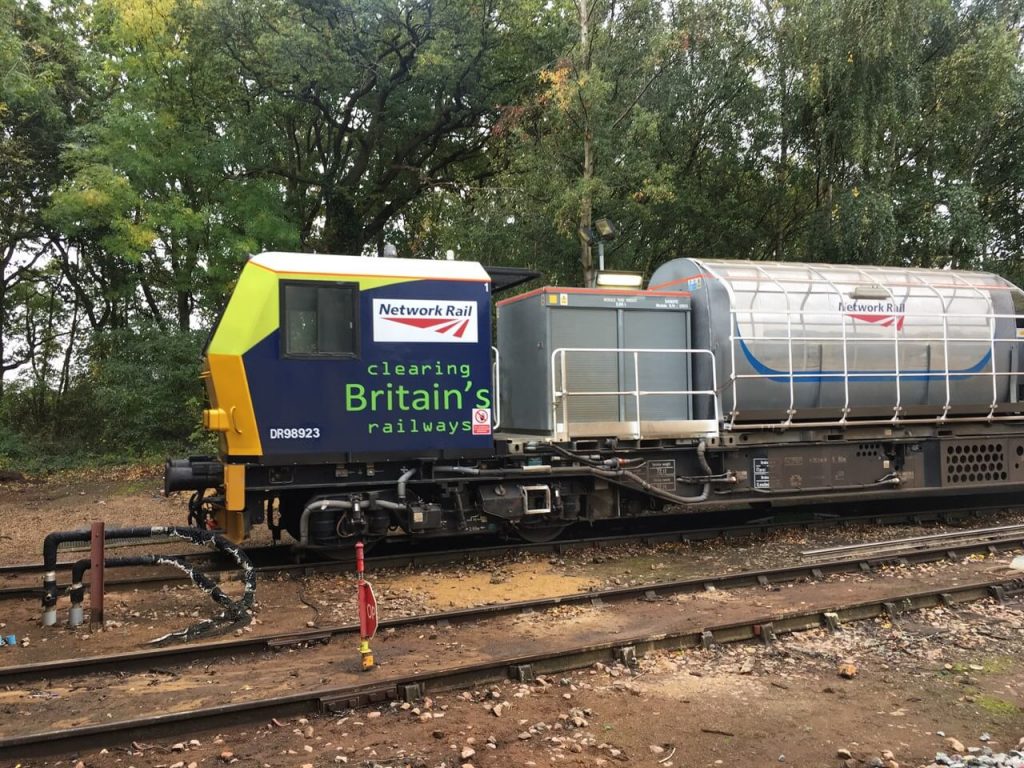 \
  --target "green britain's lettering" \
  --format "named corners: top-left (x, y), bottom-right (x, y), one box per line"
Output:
top-left (345, 362), bottom-right (492, 436)
top-left (346, 382), bottom-right (486, 412)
